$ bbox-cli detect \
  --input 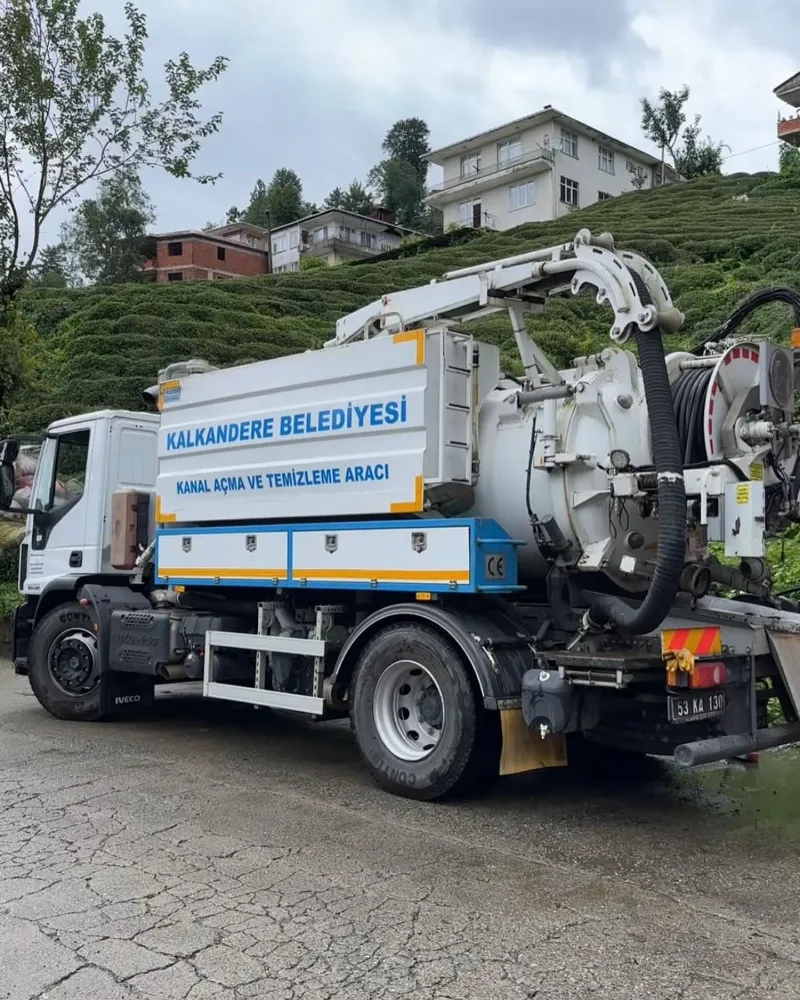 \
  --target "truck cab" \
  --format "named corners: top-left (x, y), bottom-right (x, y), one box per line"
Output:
top-left (2, 410), bottom-right (160, 667)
